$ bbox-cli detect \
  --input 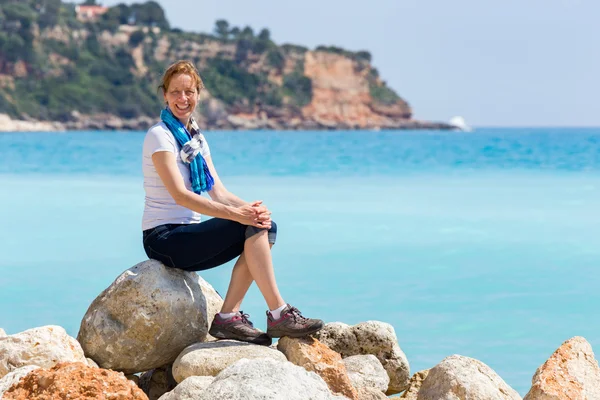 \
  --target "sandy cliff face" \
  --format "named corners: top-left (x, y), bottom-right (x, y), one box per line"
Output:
top-left (302, 52), bottom-right (412, 128)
